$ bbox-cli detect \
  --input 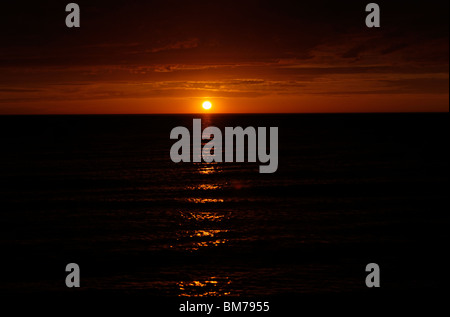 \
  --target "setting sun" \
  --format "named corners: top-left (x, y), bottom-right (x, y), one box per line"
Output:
top-left (202, 101), bottom-right (212, 111)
